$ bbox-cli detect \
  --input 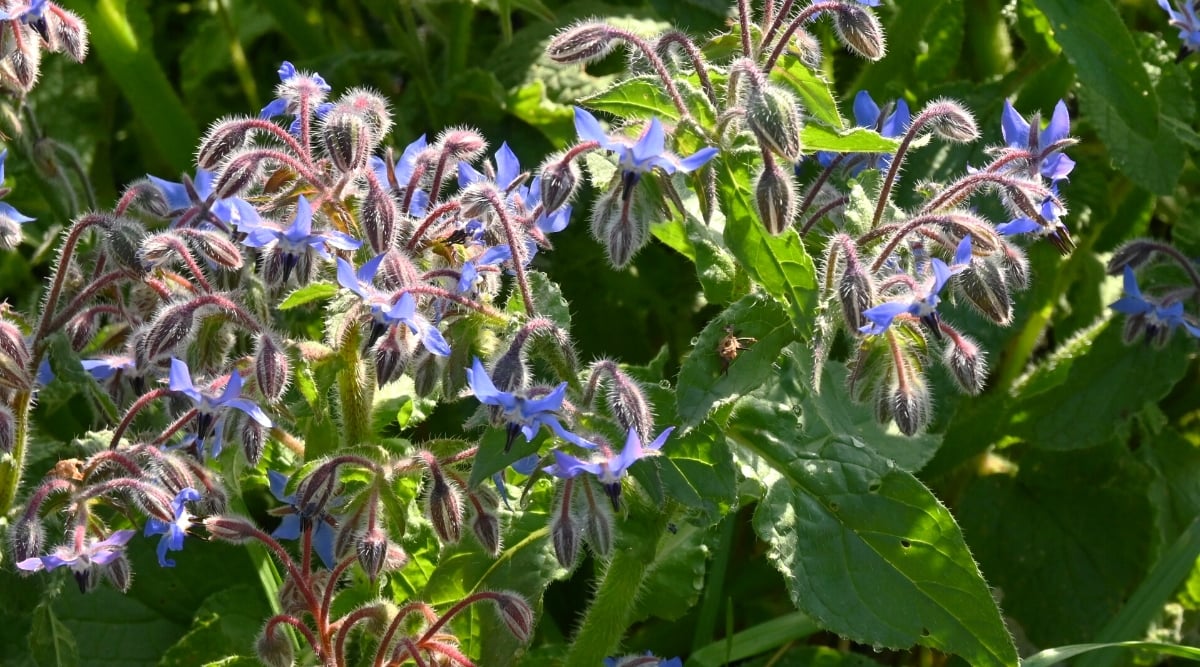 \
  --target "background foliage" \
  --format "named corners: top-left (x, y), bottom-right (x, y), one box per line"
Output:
top-left (3, 0), bottom-right (1200, 666)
